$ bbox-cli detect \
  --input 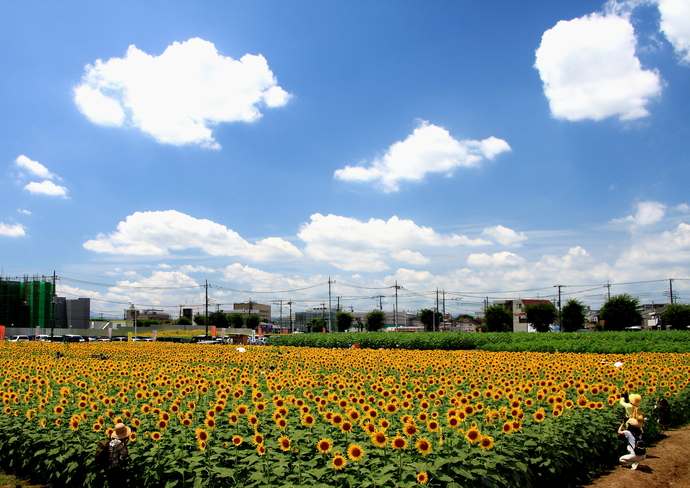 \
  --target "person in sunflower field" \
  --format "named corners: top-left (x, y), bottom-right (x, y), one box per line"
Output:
top-left (108, 423), bottom-right (131, 486)
top-left (619, 391), bottom-right (644, 425)
top-left (654, 397), bottom-right (671, 430)
top-left (618, 418), bottom-right (646, 471)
